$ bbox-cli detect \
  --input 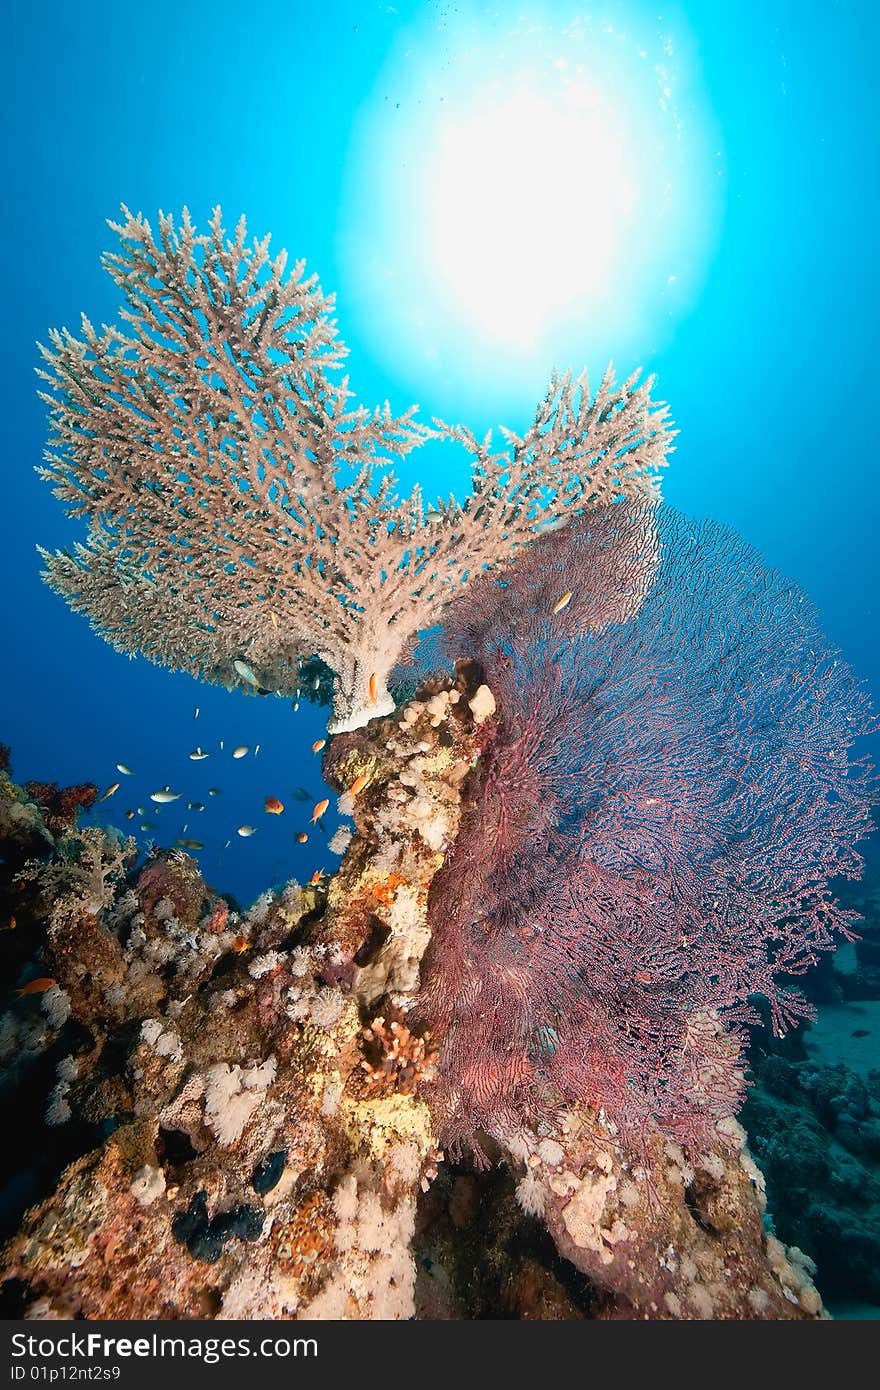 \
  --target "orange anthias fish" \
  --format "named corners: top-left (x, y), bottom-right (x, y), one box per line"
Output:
top-left (230, 935), bottom-right (250, 954)
top-left (16, 977), bottom-right (56, 997)
top-left (296, 832), bottom-right (309, 844)
top-left (368, 672), bottom-right (379, 702)
top-left (264, 796), bottom-right (284, 815)
top-left (348, 772), bottom-right (369, 798)
top-left (311, 739), bottom-right (326, 755)
top-left (98, 782), bottom-right (120, 803)
top-left (309, 869), bottom-right (325, 886)
top-left (552, 591), bottom-right (573, 615)
top-left (310, 798), bottom-right (330, 824)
